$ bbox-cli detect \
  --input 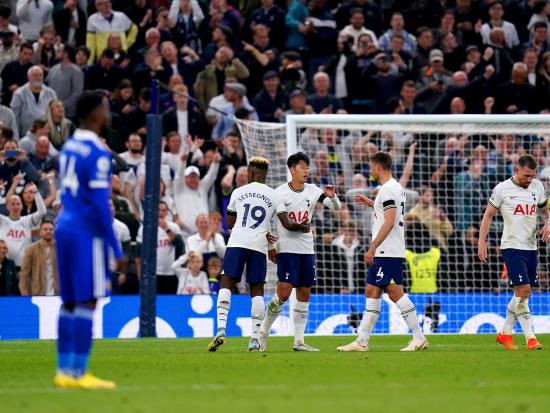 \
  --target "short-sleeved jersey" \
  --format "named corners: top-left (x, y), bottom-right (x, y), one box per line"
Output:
top-left (489, 177), bottom-right (547, 250)
top-left (275, 183), bottom-right (329, 254)
top-left (0, 213), bottom-right (43, 265)
top-left (56, 129), bottom-right (122, 258)
top-left (372, 178), bottom-right (406, 258)
top-left (226, 182), bottom-right (283, 253)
